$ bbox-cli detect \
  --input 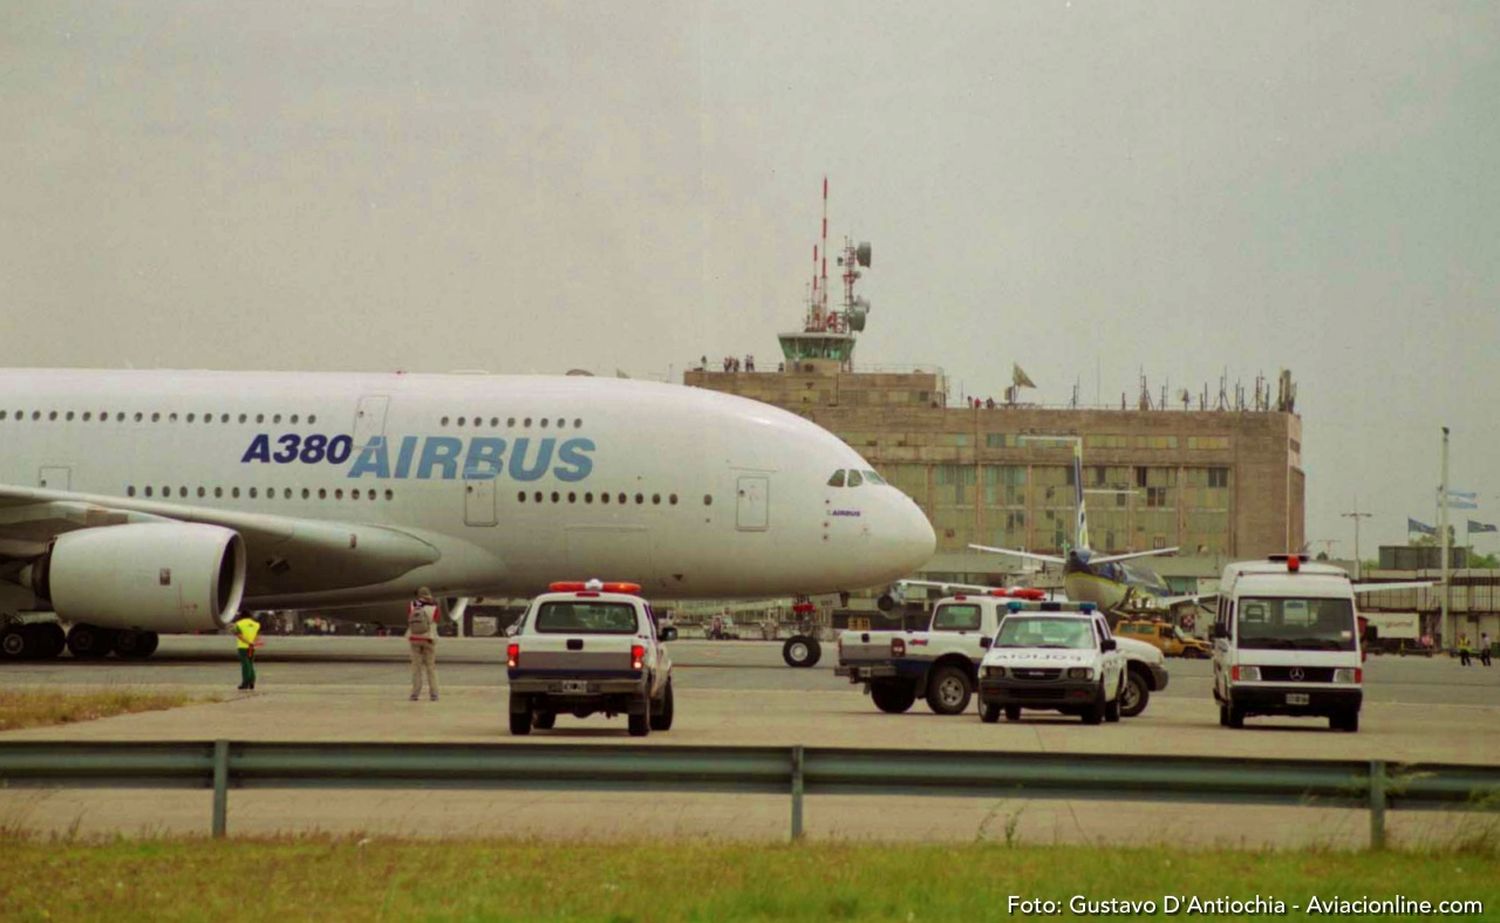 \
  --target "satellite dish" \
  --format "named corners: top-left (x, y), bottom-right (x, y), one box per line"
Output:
top-left (848, 296), bottom-right (870, 332)
top-left (856, 242), bottom-right (872, 268)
